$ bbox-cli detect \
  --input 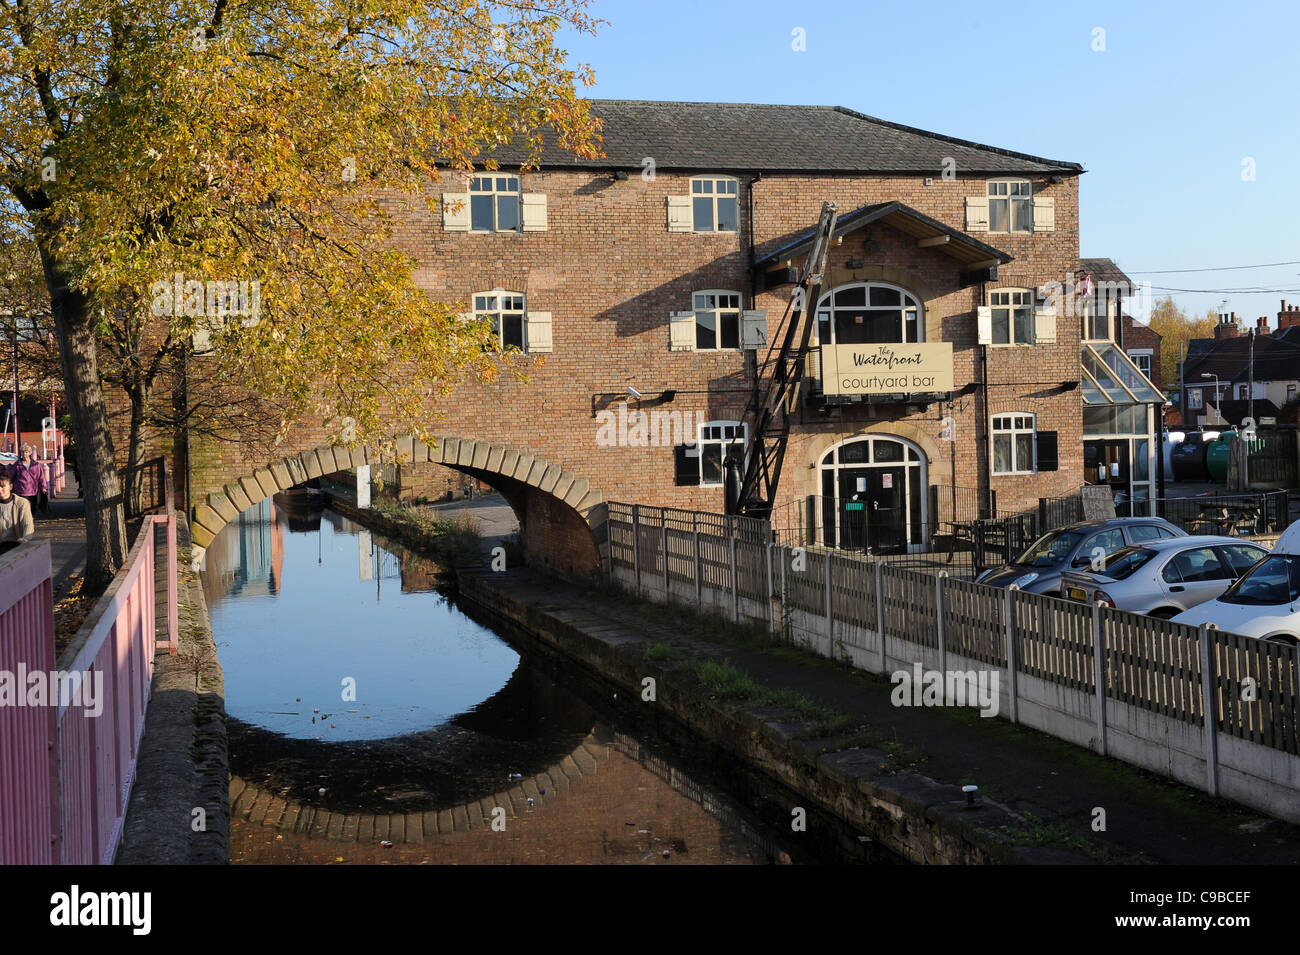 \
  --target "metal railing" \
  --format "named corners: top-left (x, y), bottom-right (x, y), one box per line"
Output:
top-left (605, 501), bottom-right (1300, 823)
top-left (0, 459), bottom-right (178, 864)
